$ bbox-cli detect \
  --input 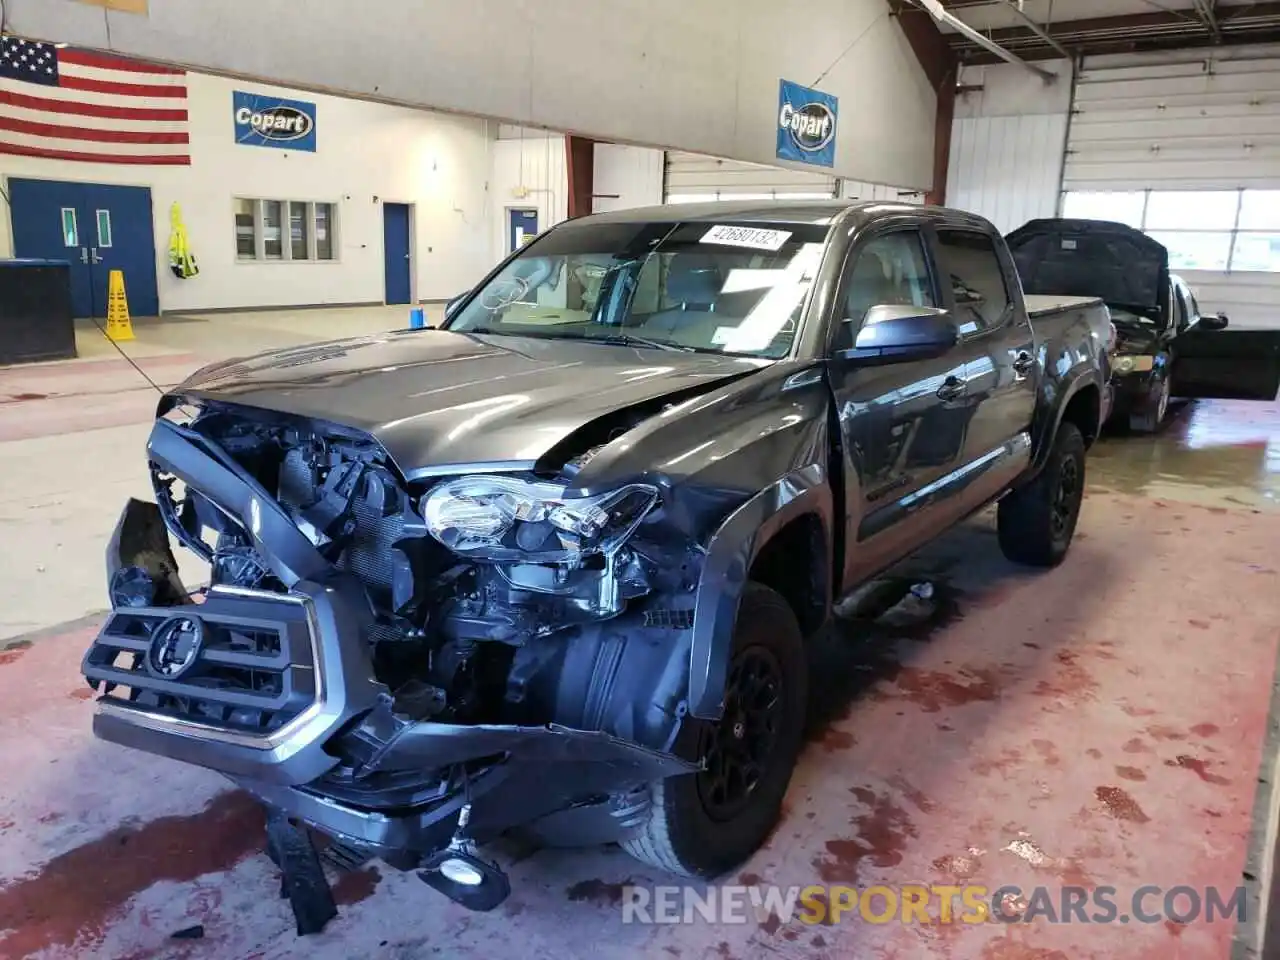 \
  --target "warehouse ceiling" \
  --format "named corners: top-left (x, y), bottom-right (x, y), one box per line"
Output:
top-left (899, 0), bottom-right (1280, 61)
